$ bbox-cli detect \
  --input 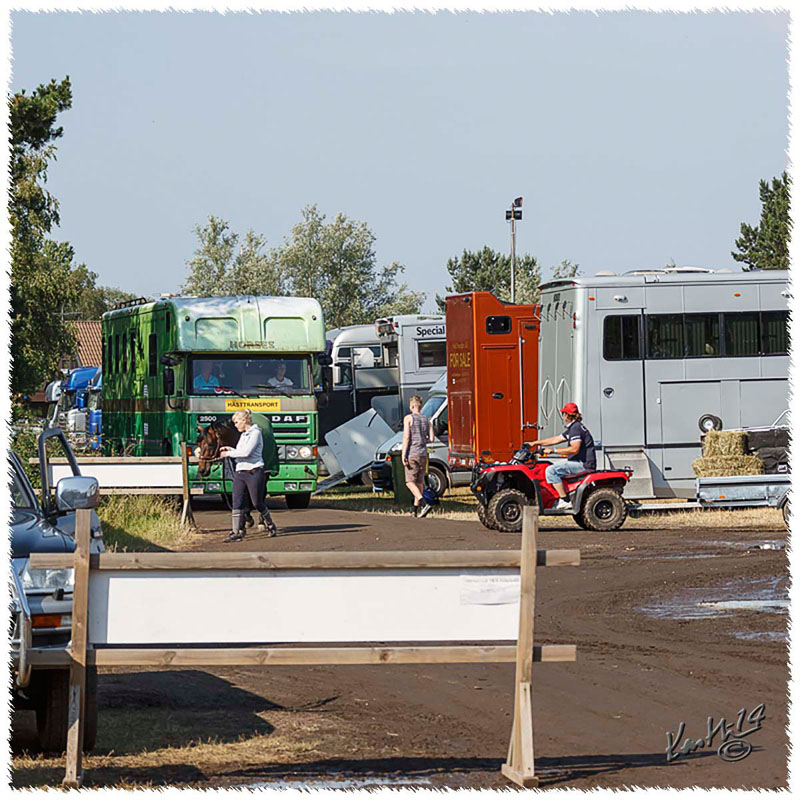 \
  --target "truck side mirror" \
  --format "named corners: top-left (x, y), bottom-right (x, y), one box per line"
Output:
top-left (163, 367), bottom-right (175, 396)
